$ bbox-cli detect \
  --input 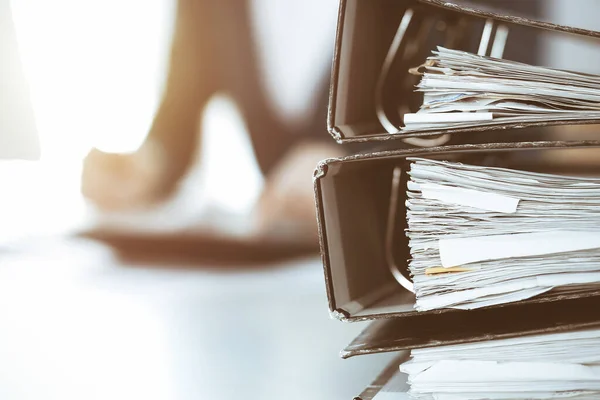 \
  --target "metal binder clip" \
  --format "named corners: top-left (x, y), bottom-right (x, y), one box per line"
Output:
top-left (375, 8), bottom-right (415, 137)
top-left (479, 19), bottom-right (509, 58)
top-left (386, 166), bottom-right (414, 292)
top-left (376, 11), bottom-right (510, 149)
top-left (375, 8), bottom-right (452, 147)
